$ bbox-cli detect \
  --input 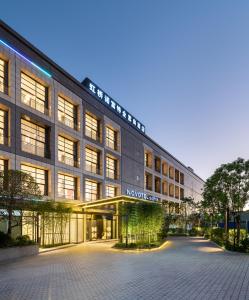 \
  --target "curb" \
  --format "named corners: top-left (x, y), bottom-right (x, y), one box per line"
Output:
top-left (39, 243), bottom-right (77, 254)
